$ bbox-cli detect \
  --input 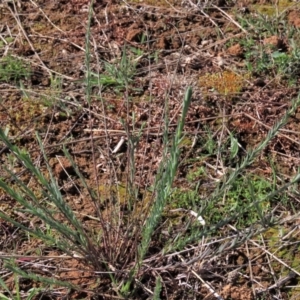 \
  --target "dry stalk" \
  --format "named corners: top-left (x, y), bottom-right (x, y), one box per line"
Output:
top-left (249, 237), bottom-right (300, 278)
top-left (243, 112), bottom-right (300, 147)
top-left (259, 232), bottom-right (283, 299)
top-left (29, 0), bottom-right (67, 34)
top-left (212, 4), bottom-right (248, 34)
top-left (177, 254), bottom-right (224, 300)
top-left (245, 241), bottom-right (256, 298)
